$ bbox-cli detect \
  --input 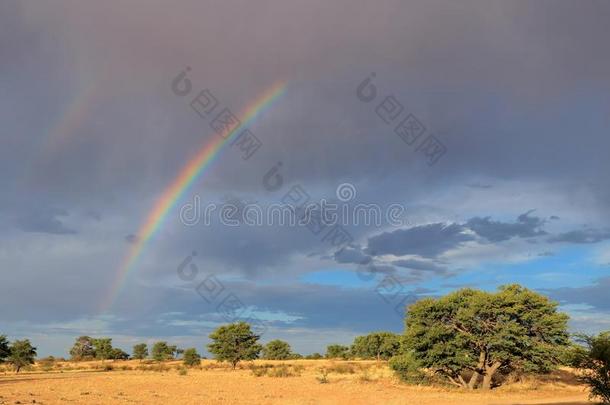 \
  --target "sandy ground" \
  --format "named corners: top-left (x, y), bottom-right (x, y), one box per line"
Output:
top-left (0, 360), bottom-right (593, 405)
